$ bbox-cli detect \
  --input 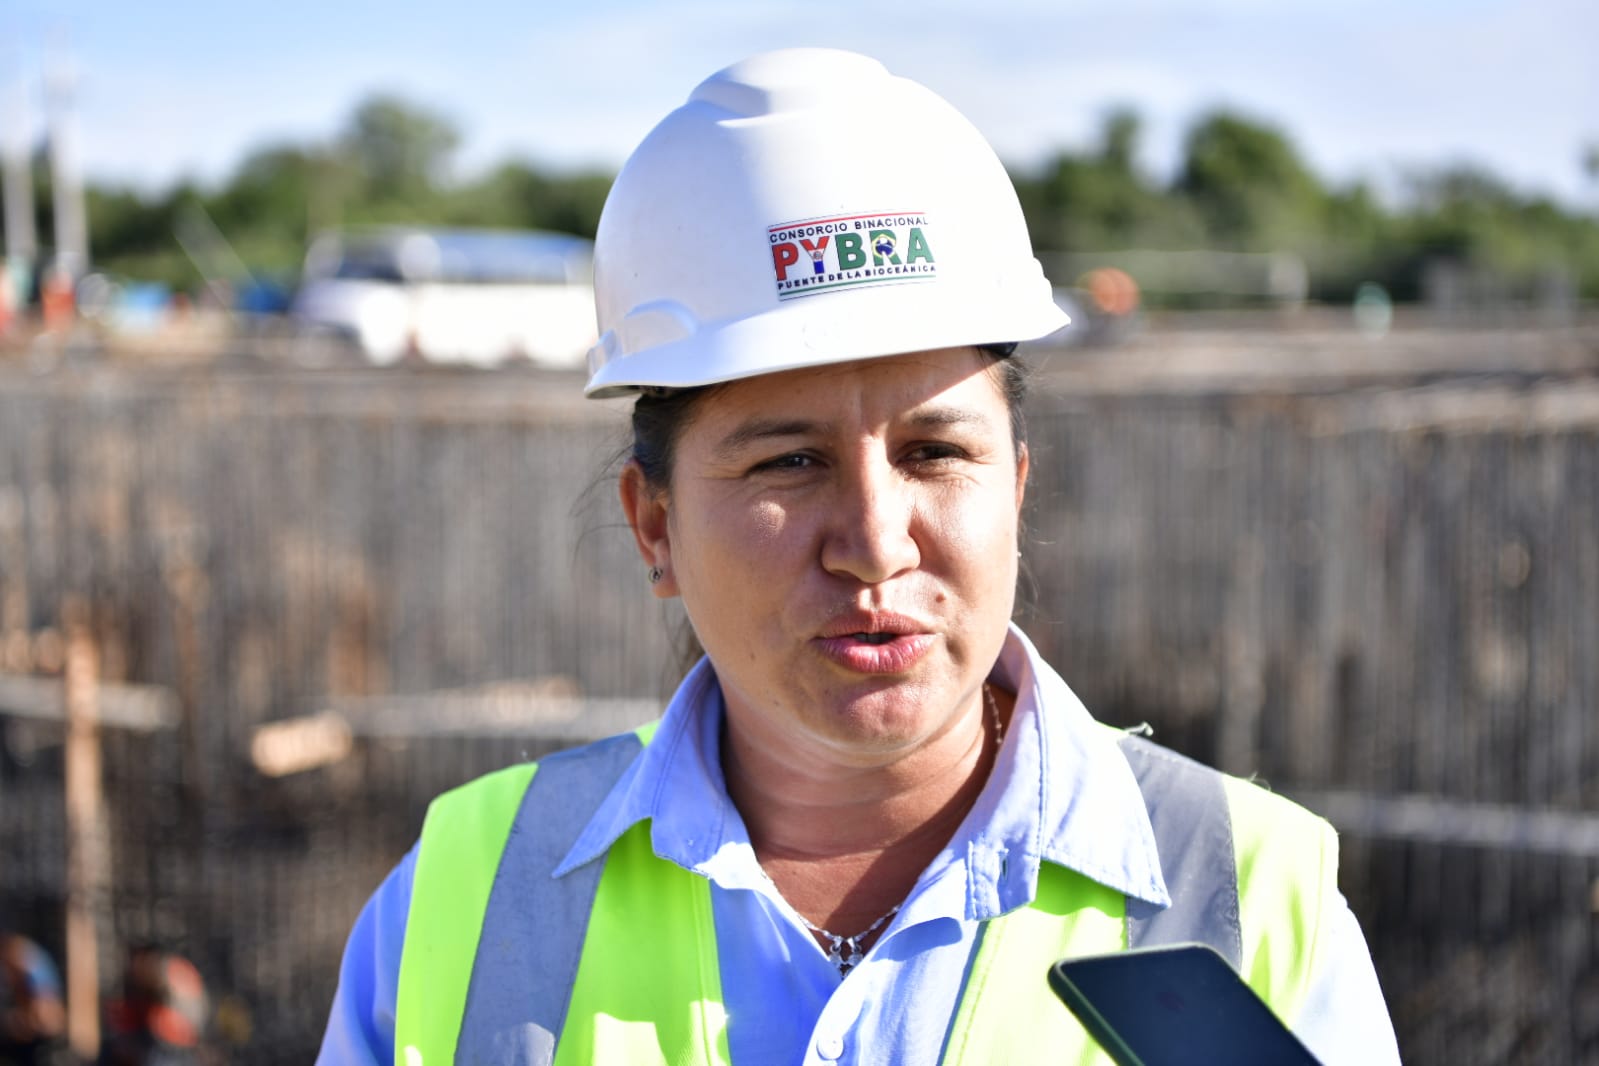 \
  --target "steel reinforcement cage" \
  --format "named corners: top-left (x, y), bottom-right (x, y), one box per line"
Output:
top-left (2, 335), bottom-right (1597, 1063)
